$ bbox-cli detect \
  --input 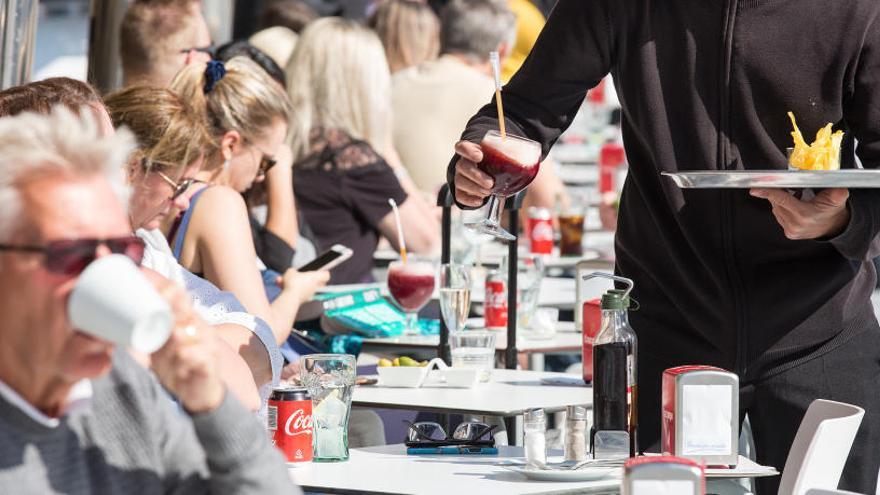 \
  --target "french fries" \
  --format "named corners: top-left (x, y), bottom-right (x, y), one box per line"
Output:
top-left (787, 111), bottom-right (844, 171)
